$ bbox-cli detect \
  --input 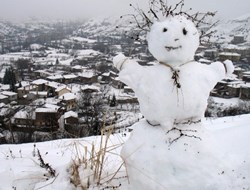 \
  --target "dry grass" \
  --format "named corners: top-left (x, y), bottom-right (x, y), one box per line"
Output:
top-left (69, 126), bottom-right (127, 189)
